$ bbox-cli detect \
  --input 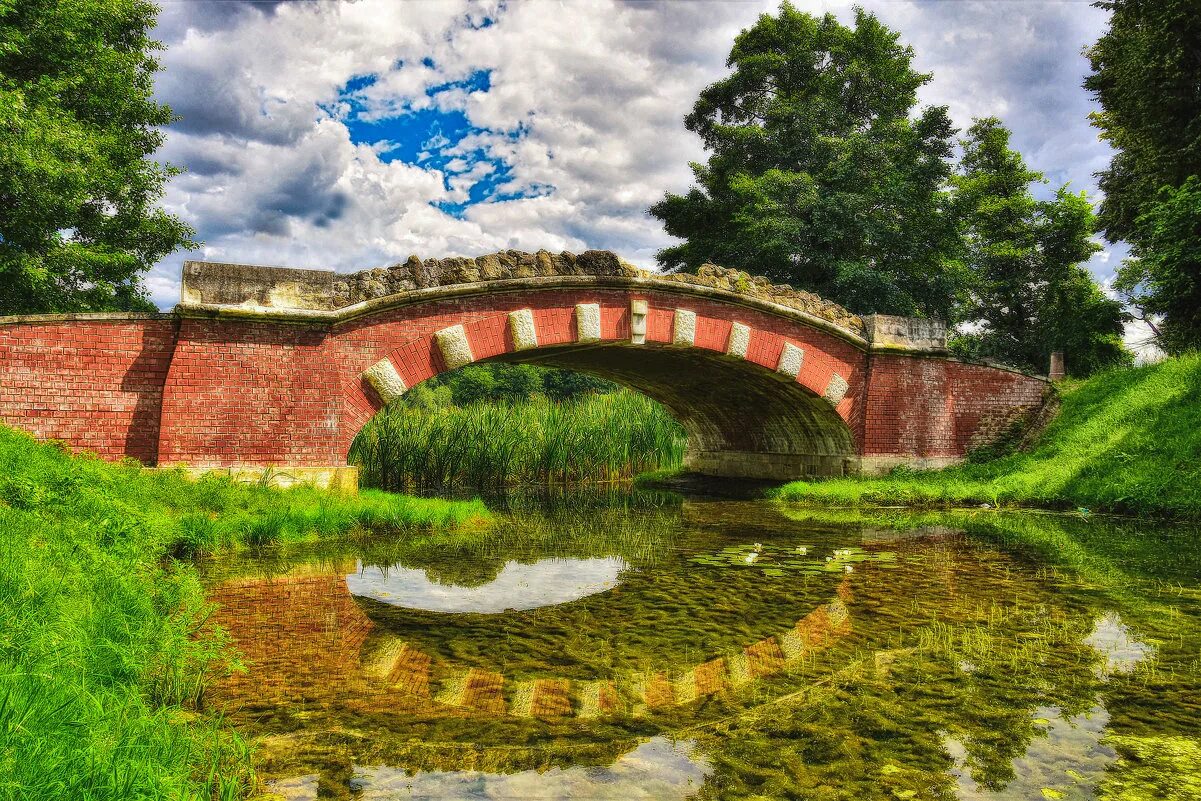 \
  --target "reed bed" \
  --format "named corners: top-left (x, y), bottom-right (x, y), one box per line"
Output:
top-left (351, 390), bottom-right (687, 493)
